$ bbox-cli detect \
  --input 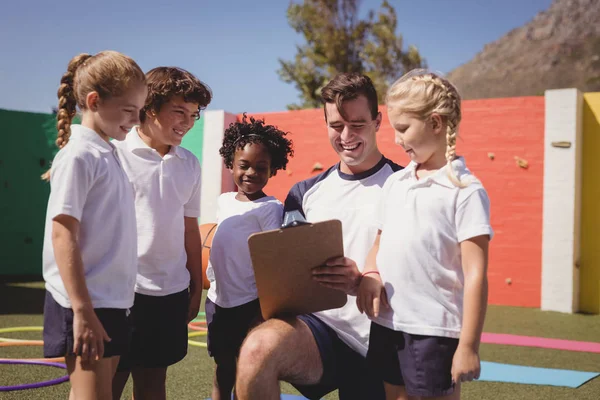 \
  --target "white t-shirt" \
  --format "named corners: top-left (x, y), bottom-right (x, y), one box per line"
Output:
top-left (114, 128), bottom-right (202, 296)
top-left (372, 157), bottom-right (493, 338)
top-left (206, 192), bottom-right (283, 308)
top-left (284, 157), bottom-right (402, 357)
top-left (42, 125), bottom-right (137, 309)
